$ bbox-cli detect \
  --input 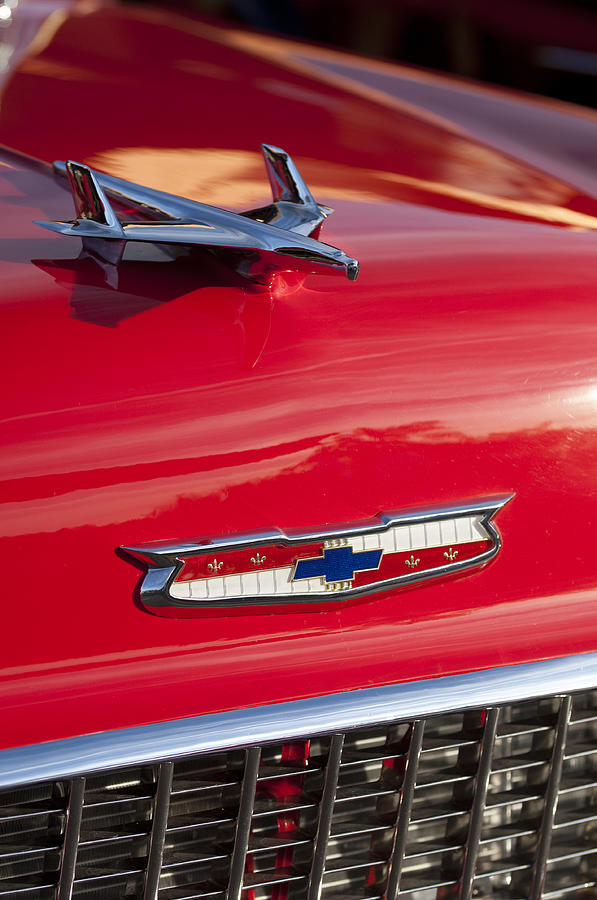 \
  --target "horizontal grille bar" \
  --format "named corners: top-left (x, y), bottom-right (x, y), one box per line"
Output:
top-left (2, 653), bottom-right (597, 790)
